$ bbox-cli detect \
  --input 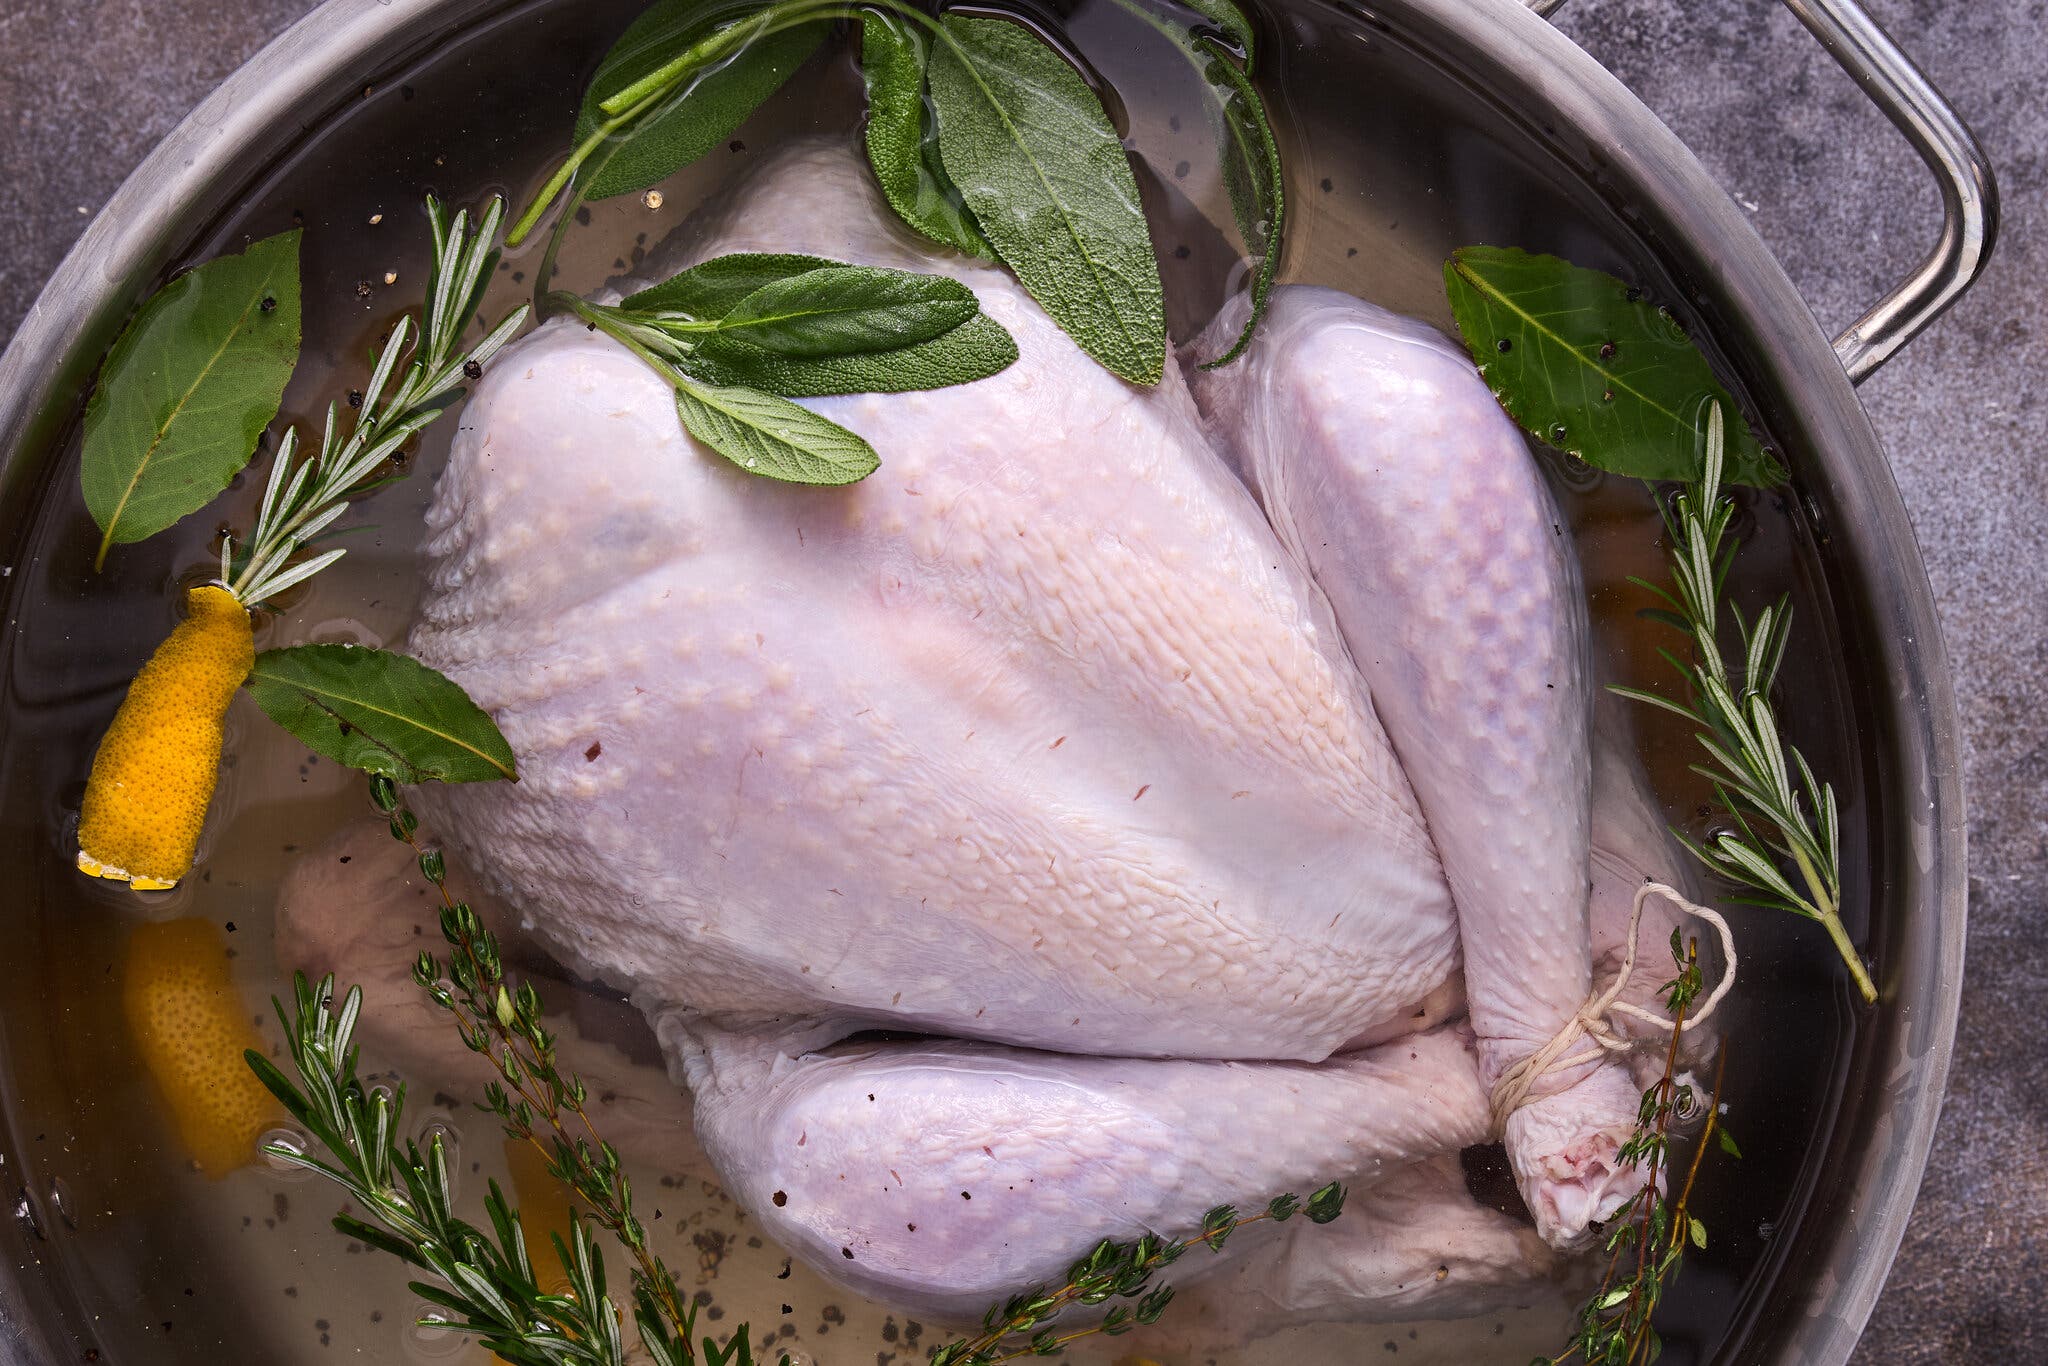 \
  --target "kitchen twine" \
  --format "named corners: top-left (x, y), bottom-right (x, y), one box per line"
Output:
top-left (1488, 880), bottom-right (1737, 1137)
